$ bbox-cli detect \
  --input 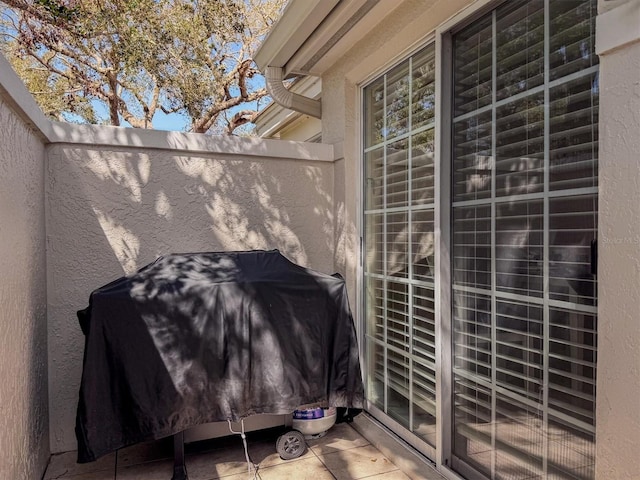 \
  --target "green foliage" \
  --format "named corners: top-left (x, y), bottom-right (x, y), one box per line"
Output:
top-left (0, 0), bottom-right (286, 134)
